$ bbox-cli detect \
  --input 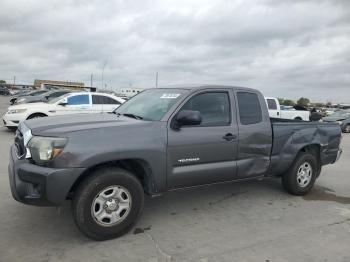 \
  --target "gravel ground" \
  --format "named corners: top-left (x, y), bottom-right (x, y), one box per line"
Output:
top-left (0, 95), bottom-right (349, 262)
